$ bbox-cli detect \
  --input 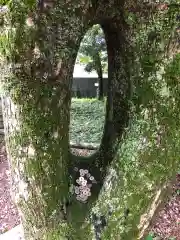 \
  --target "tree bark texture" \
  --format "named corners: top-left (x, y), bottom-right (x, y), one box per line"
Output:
top-left (0, 1), bottom-right (131, 239)
top-left (0, 1), bottom-right (179, 239)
